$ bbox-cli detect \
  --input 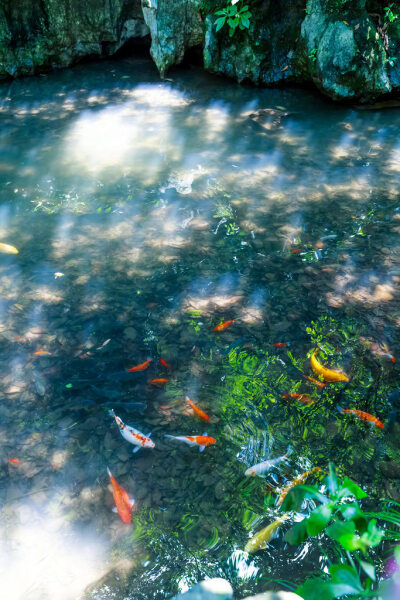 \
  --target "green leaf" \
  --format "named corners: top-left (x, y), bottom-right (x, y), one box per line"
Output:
top-left (307, 503), bottom-right (333, 536)
top-left (359, 559), bottom-right (376, 581)
top-left (328, 462), bottom-right (338, 496)
top-left (329, 564), bottom-right (363, 593)
top-left (214, 9), bottom-right (226, 15)
top-left (394, 545), bottom-right (400, 567)
top-left (280, 484), bottom-right (327, 512)
top-left (340, 478), bottom-right (368, 499)
top-left (360, 519), bottom-right (384, 548)
top-left (284, 519), bottom-right (308, 545)
top-left (326, 519), bottom-right (356, 542)
top-left (241, 17), bottom-right (250, 28)
top-left (339, 503), bottom-right (368, 532)
top-left (296, 579), bottom-right (335, 600)
top-left (215, 17), bottom-right (226, 31)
